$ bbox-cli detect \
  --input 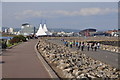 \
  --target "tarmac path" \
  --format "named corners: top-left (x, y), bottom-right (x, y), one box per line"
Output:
top-left (47, 39), bottom-right (120, 70)
top-left (2, 39), bottom-right (51, 78)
